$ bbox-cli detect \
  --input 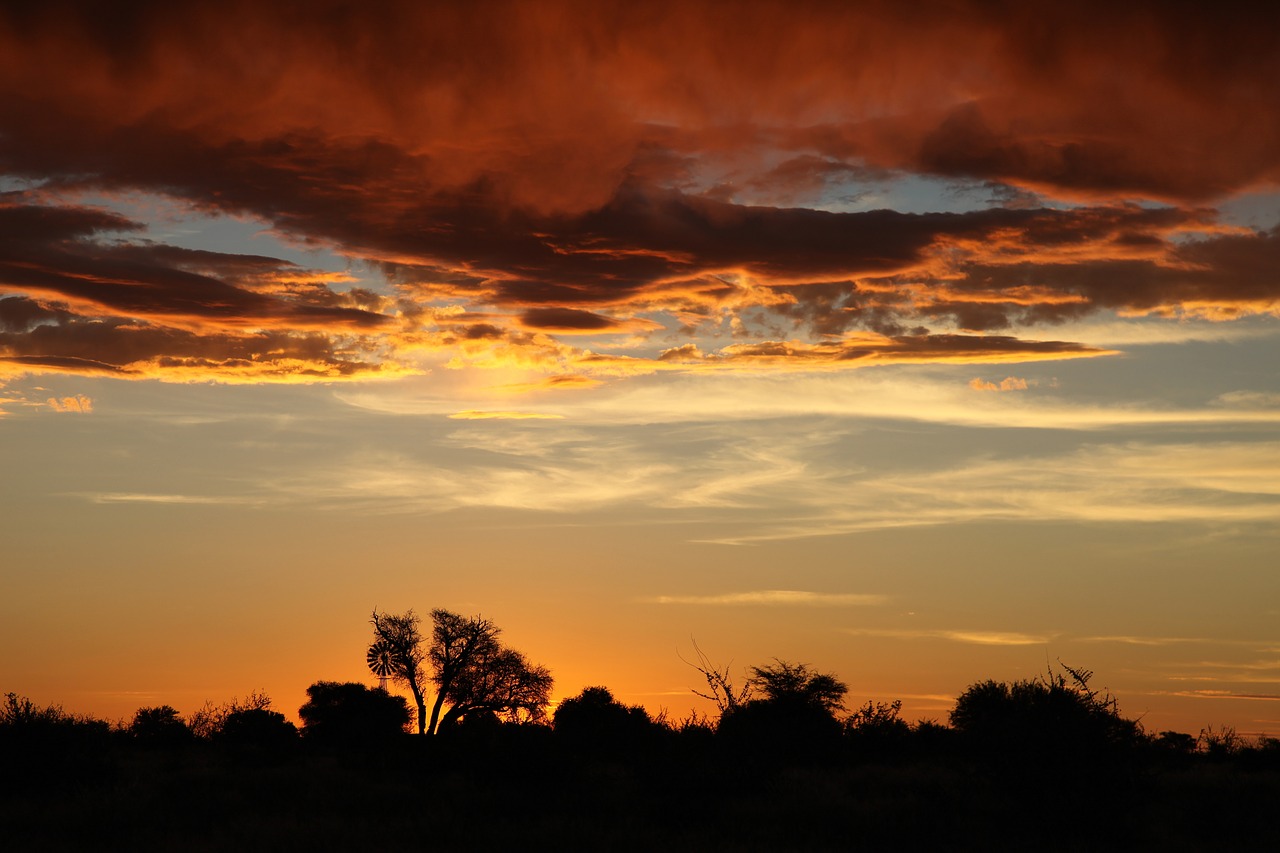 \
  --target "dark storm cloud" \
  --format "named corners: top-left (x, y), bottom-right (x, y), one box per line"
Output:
top-left (0, 198), bottom-right (396, 381)
top-left (0, 201), bottom-right (389, 330)
top-left (2, 1), bottom-right (1277, 380)
top-left (0, 354), bottom-right (130, 375)
top-left (0, 301), bottom-right (391, 381)
top-left (930, 226), bottom-right (1280, 327)
top-left (649, 333), bottom-right (1111, 373)
top-left (5, 0), bottom-right (1279, 206)
top-left (520, 308), bottom-right (619, 332)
